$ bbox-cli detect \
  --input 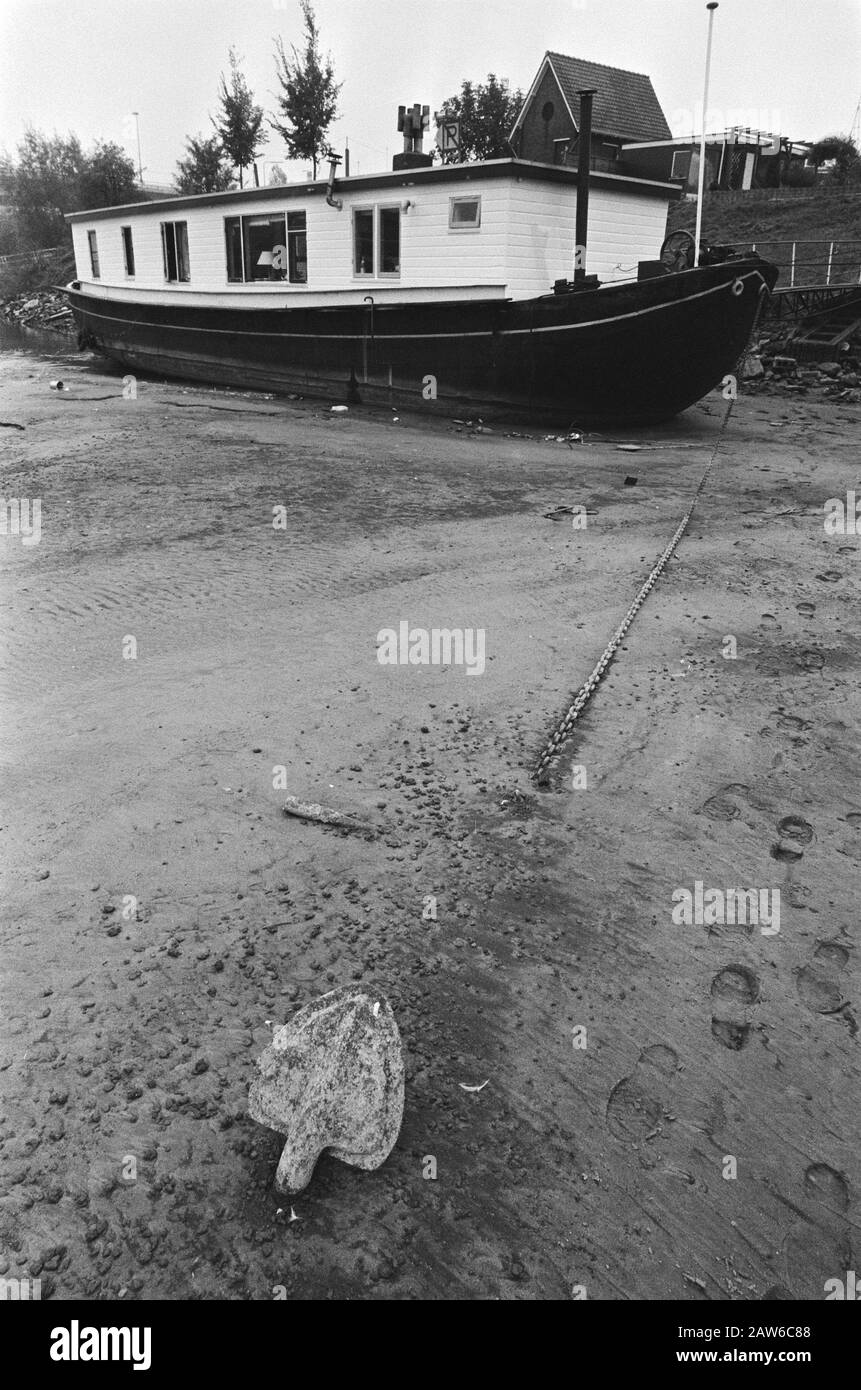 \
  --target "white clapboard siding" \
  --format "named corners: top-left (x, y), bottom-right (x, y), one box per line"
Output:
top-left (503, 178), bottom-right (670, 296)
top-left (71, 170), bottom-right (671, 304)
